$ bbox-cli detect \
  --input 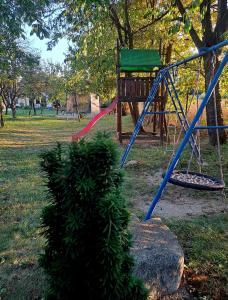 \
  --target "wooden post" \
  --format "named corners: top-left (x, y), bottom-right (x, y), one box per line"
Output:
top-left (117, 102), bottom-right (122, 143)
top-left (116, 39), bottom-right (122, 142)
